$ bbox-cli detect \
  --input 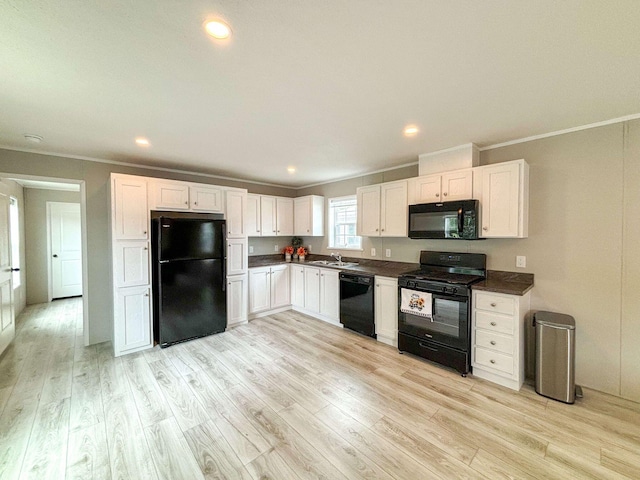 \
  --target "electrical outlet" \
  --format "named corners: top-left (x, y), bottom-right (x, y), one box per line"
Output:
top-left (371, 248), bottom-right (376, 257)
top-left (274, 244), bottom-right (279, 252)
top-left (385, 248), bottom-right (391, 258)
top-left (307, 245), bottom-right (312, 252)
top-left (516, 255), bottom-right (526, 268)
top-left (249, 246), bottom-right (254, 254)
